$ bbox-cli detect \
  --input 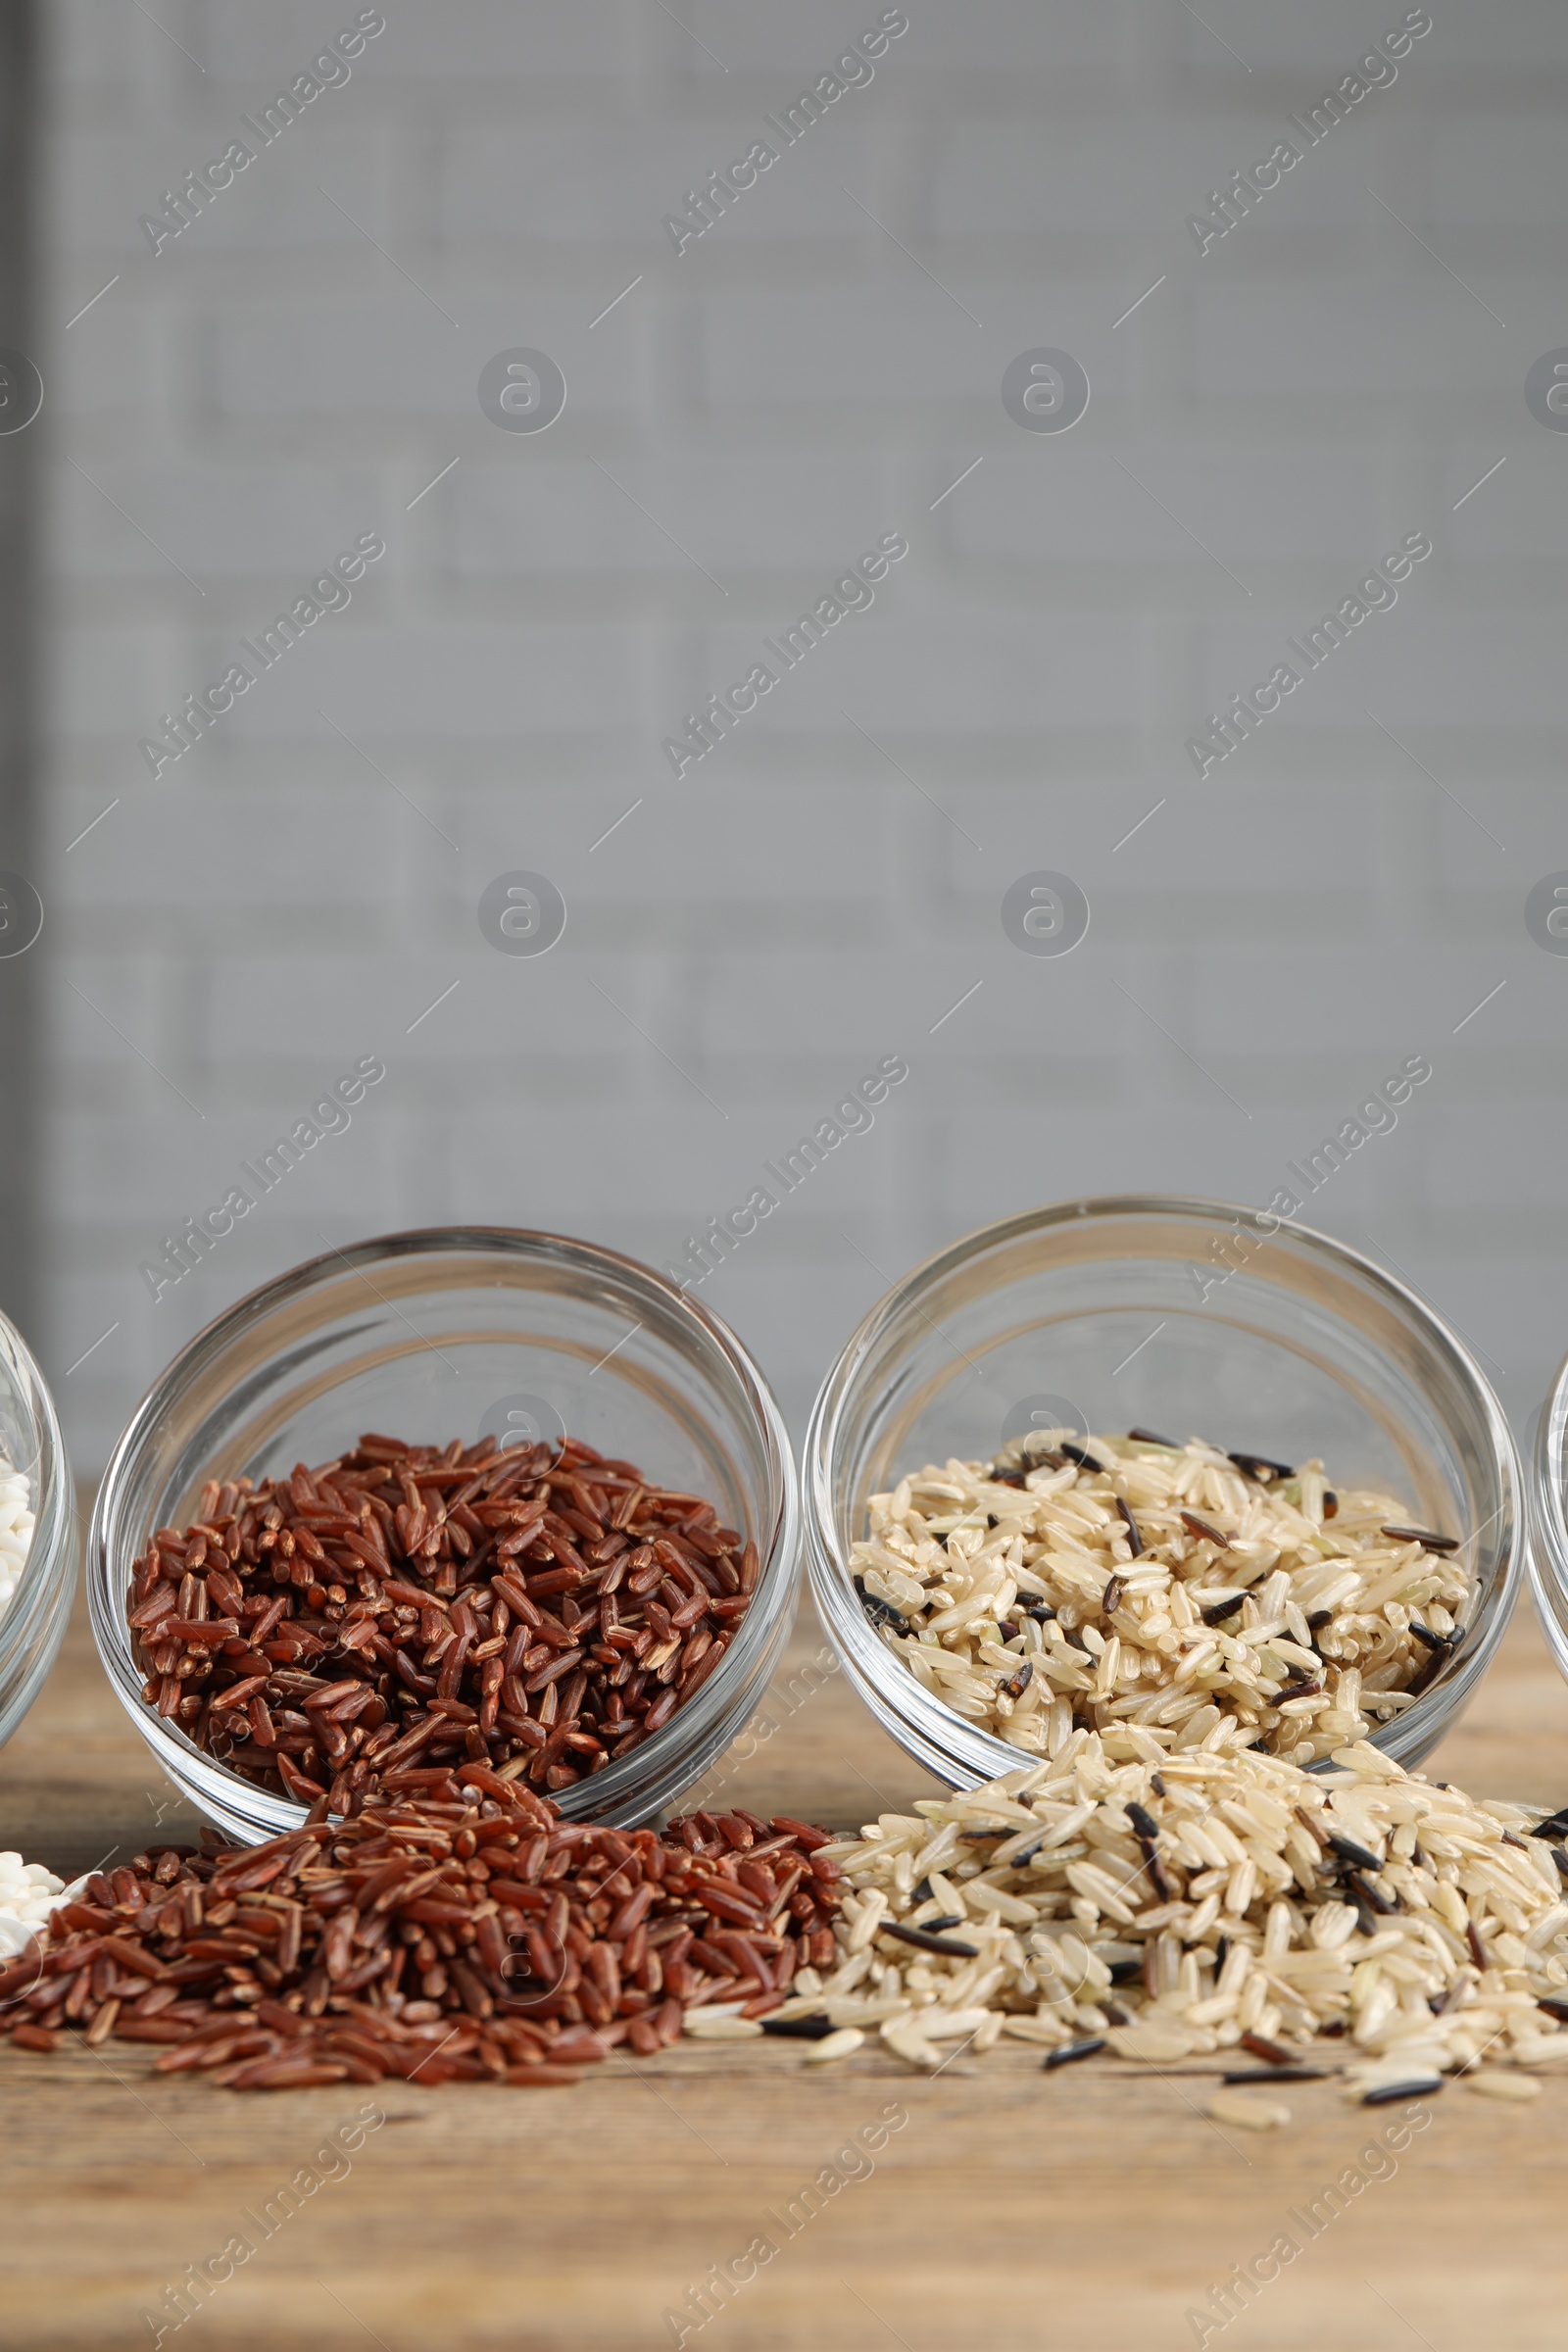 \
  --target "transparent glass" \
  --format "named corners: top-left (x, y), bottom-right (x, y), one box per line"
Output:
top-left (88, 1228), bottom-right (800, 1839)
top-left (1529, 1348), bottom-right (1568, 1684)
top-left (0, 1306), bottom-right (76, 1748)
top-left (806, 1196), bottom-right (1521, 1788)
